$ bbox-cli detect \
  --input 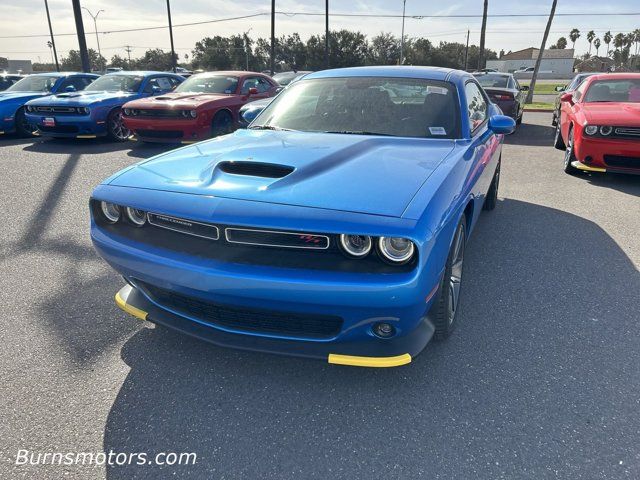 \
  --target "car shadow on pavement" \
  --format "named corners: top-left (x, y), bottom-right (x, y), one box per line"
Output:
top-left (580, 171), bottom-right (640, 196)
top-left (126, 141), bottom-right (178, 160)
top-left (101, 199), bottom-right (640, 480)
top-left (505, 121), bottom-right (555, 147)
top-left (0, 134), bottom-right (41, 148)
